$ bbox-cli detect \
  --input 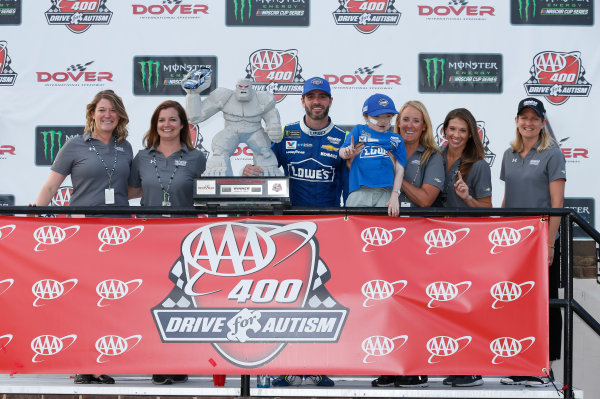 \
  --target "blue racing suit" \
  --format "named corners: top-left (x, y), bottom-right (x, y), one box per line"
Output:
top-left (272, 117), bottom-right (348, 207)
